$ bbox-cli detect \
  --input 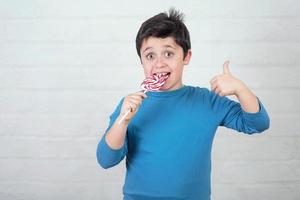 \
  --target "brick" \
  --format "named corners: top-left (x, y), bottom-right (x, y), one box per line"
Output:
top-left (0, 1), bottom-right (204, 19)
top-left (1, 1), bottom-right (299, 19)
top-left (0, 67), bottom-right (142, 90)
top-left (266, 113), bottom-right (300, 137)
top-left (0, 158), bottom-right (126, 182)
top-left (1, 67), bottom-right (298, 90)
top-left (213, 113), bottom-right (299, 137)
top-left (0, 43), bottom-right (138, 66)
top-left (191, 43), bottom-right (300, 68)
top-left (0, 136), bottom-right (101, 159)
top-left (0, 113), bottom-right (109, 137)
top-left (212, 134), bottom-right (296, 161)
top-left (212, 183), bottom-right (300, 200)
top-left (208, 0), bottom-right (300, 18)
top-left (0, 19), bottom-right (139, 43)
top-left (3, 18), bottom-right (298, 45)
top-left (296, 138), bottom-right (300, 160)
top-left (257, 90), bottom-right (300, 113)
top-left (183, 67), bottom-right (300, 89)
top-left (0, 43), bottom-right (299, 67)
top-left (0, 181), bottom-right (123, 200)
top-left (190, 18), bottom-right (300, 43)
top-left (0, 90), bottom-right (124, 114)
top-left (212, 160), bottom-right (300, 184)
top-left (0, 89), bottom-right (297, 114)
